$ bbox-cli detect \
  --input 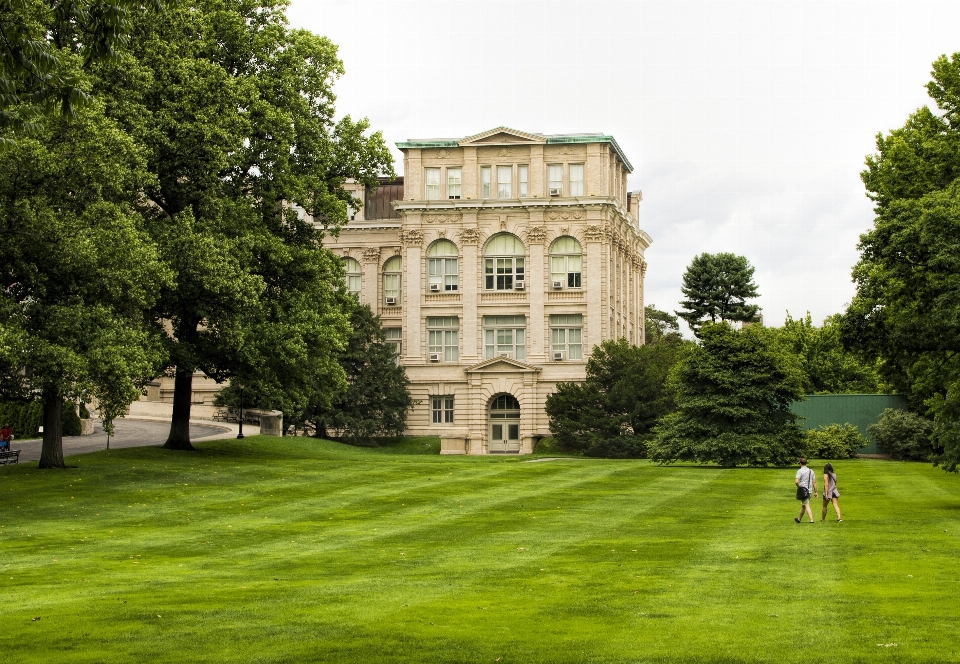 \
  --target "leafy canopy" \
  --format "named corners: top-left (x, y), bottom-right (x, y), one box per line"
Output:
top-left (677, 253), bottom-right (760, 334)
top-left (841, 53), bottom-right (960, 471)
top-left (650, 323), bottom-right (806, 467)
